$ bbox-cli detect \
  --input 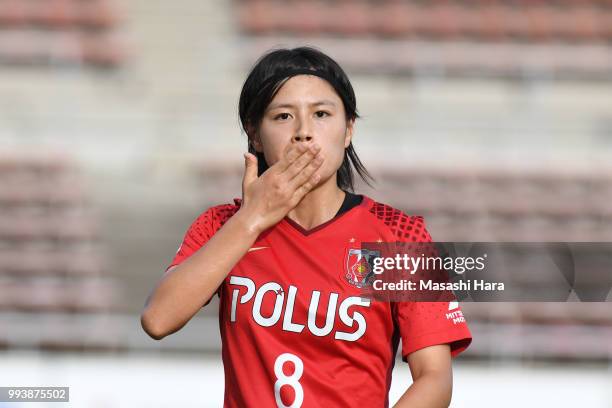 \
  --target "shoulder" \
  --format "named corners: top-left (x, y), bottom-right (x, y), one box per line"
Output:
top-left (191, 198), bottom-right (242, 232)
top-left (363, 195), bottom-right (431, 242)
